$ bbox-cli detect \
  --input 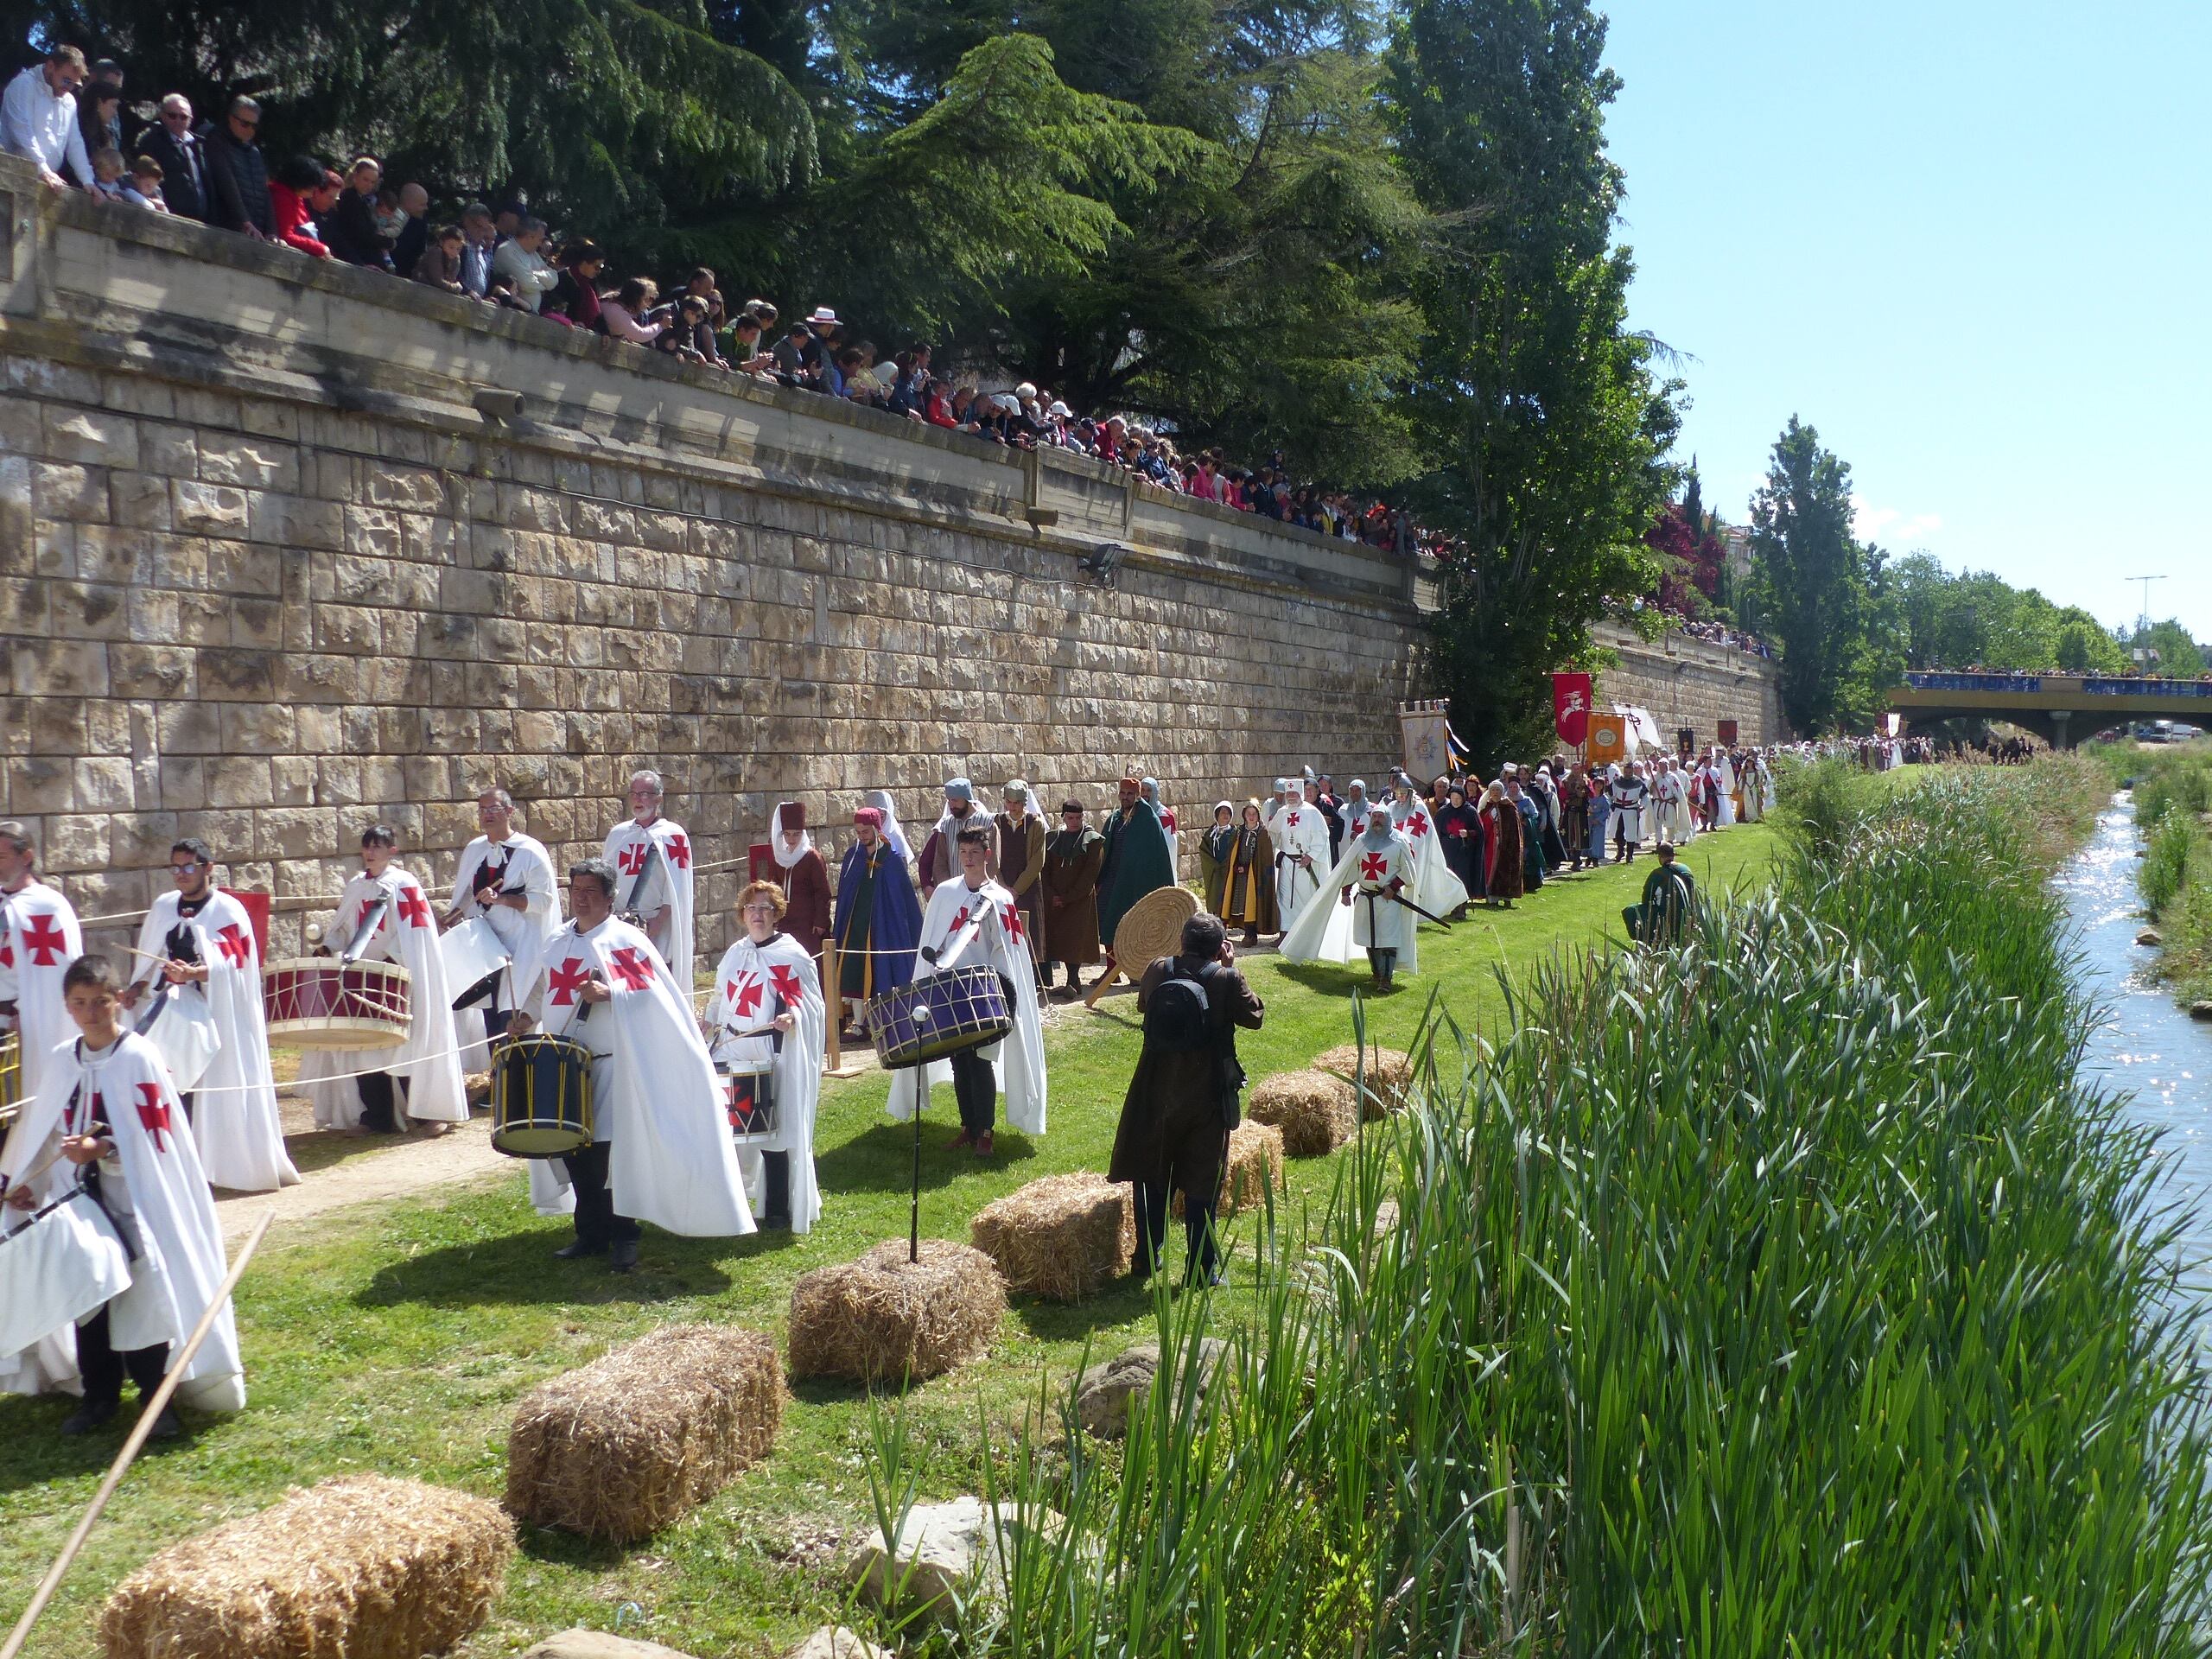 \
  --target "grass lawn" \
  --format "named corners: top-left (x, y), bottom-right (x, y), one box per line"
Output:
top-left (0, 821), bottom-right (1783, 1657)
